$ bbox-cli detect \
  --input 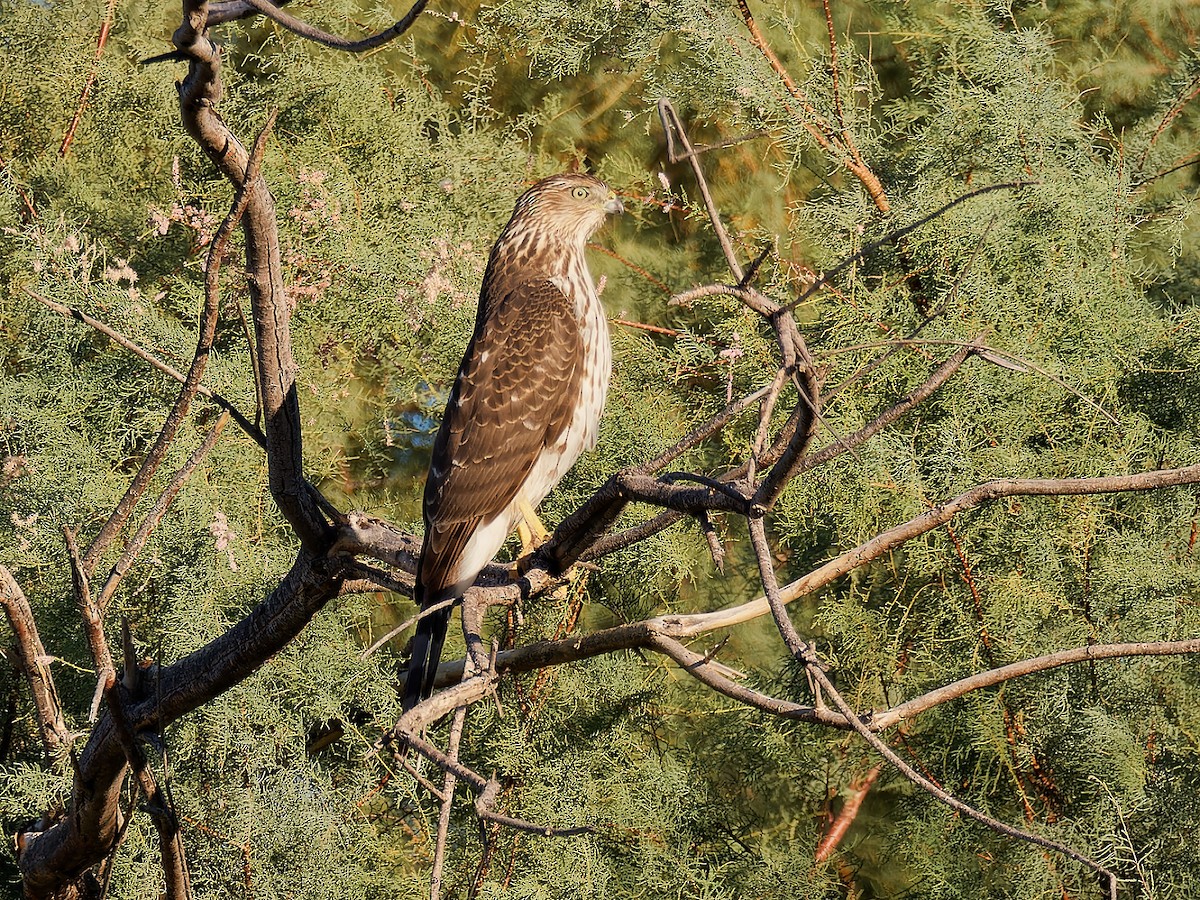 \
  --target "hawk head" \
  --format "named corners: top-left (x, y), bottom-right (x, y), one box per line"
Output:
top-left (508, 173), bottom-right (624, 244)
